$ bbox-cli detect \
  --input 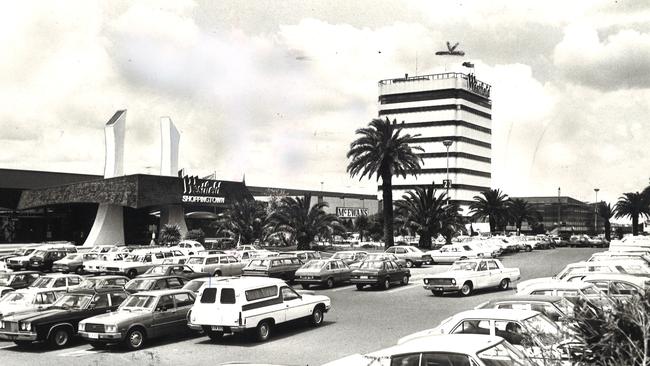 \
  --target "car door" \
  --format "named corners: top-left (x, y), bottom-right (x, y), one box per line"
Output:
top-left (337, 260), bottom-right (351, 282)
top-left (486, 260), bottom-right (501, 287)
top-left (151, 295), bottom-right (177, 337)
top-left (281, 286), bottom-right (307, 321)
top-left (172, 292), bottom-right (195, 327)
top-left (385, 261), bottom-right (398, 282)
top-left (474, 260), bottom-right (489, 288)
